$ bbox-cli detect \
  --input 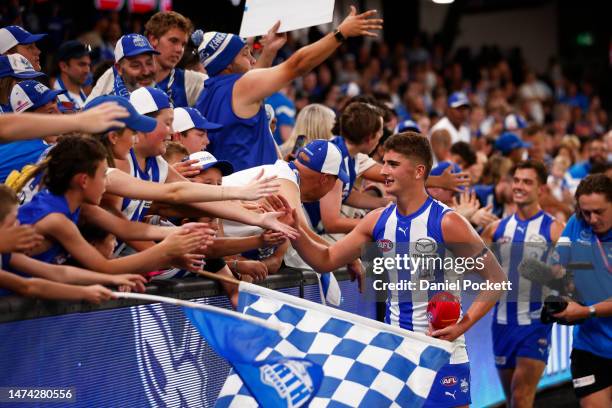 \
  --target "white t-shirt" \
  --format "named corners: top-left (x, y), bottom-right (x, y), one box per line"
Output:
top-left (221, 160), bottom-right (299, 237)
top-left (430, 116), bottom-right (471, 145)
